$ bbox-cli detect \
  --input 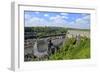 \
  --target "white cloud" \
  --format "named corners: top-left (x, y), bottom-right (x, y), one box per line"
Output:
top-left (49, 15), bottom-right (68, 27)
top-left (72, 15), bottom-right (90, 29)
top-left (75, 15), bottom-right (90, 24)
top-left (25, 15), bottom-right (68, 27)
top-left (64, 15), bottom-right (90, 29)
top-left (83, 15), bottom-right (90, 20)
top-left (44, 14), bottom-right (49, 17)
top-left (50, 15), bottom-right (68, 20)
top-left (50, 15), bottom-right (60, 20)
top-left (25, 13), bottom-right (32, 20)
top-left (62, 16), bottom-right (68, 19)
top-left (25, 12), bottom-right (90, 29)
top-left (35, 12), bottom-right (40, 14)
top-left (25, 17), bottom-right (48, 27)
